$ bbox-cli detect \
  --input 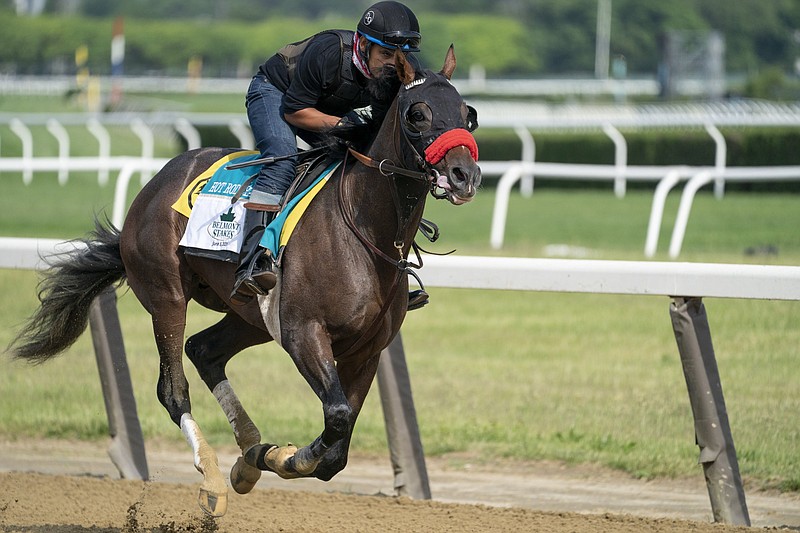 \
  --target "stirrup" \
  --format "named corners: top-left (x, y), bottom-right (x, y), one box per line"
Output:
top-left (231, 273), bottom-right (276, 305)
top-left (230, 273), bottom-right (264, 305)
top-left (407, 289), bottom-right (429, 311)
top-left (230, 250), bottom-right (277, 305)
top-left (230, 278), bottom-right (257, 305)
top-left (250, 267), bottom-right (277, 293)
